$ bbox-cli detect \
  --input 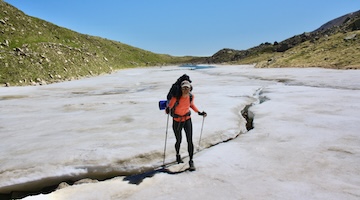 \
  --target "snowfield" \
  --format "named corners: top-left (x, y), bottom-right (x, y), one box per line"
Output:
top-left (0, 65), bottom-right (359, 200)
